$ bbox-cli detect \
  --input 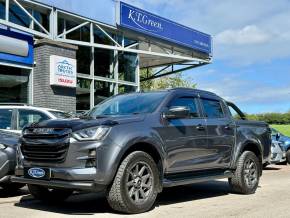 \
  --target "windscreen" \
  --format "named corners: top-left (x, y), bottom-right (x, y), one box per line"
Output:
top-left (89, 92), bottom-right (167, 117)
